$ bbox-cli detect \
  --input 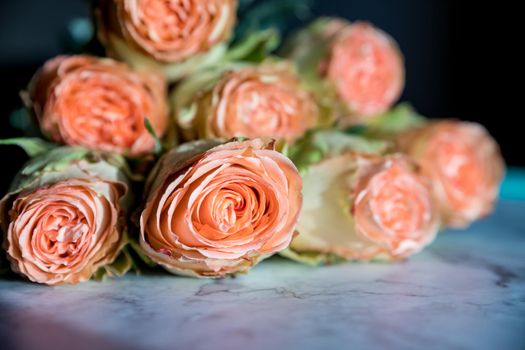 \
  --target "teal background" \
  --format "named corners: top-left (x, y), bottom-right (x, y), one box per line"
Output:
top-left (501, 168), bottom-right (525, 201)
